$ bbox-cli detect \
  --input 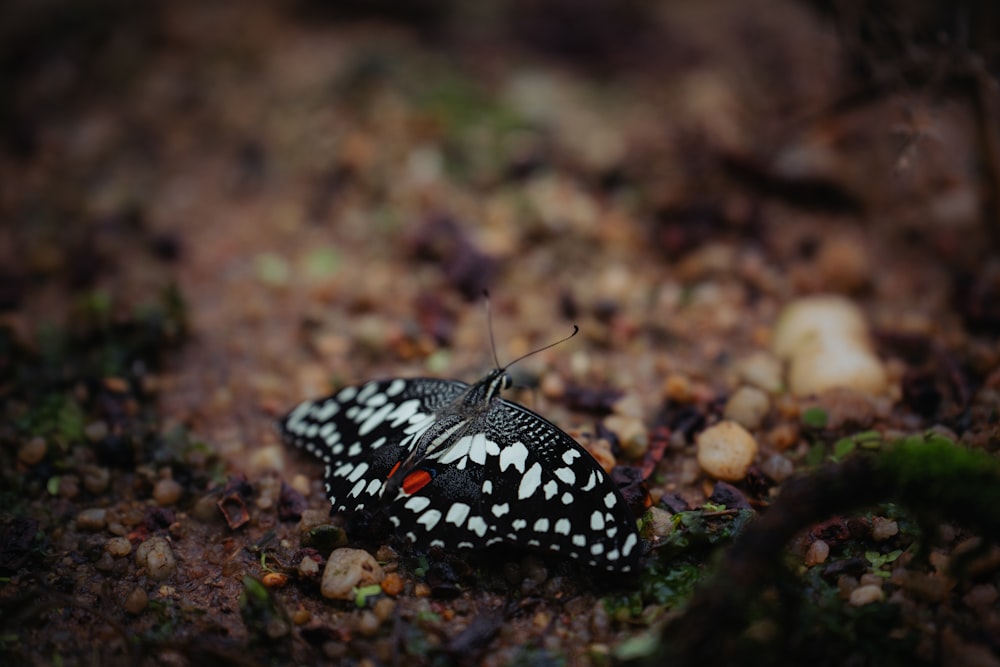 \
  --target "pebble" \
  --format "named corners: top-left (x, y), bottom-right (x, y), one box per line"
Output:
top-left (734, 352), bottom-right (784, 394)
top-left (250, 445), bottom-right (285, 473)
top-left (18, 437), bottom-right (47, 465)
top-left (80, 465), bottom-right (110, 494)
top-left (298, 555), bottom-right (320, 577)
top-left (373, 597), bottom-right (396, 622)
top-left (135, 537), bottom-right (177, 580)
top-left (872, 517), bottom-right (899, 541)
top-left (760, 453), bottom-right (794, 482)
top-left (662, 373), bottom-right (694, 403)
top-left (646, 506), bottom-right (675, 539)
top-left (805, 539), bottom-right (830, 566)
top-left (153, 478), bottom-right (183, 506)
top-left (290, 474), bottom-right (312, 496)
top-left (696, 421), bottom-right (758, 481)
top-left (263, 572), bottom-right (288, 588)
top-left (788, 337), bottom-right (888, 396)
top-left (849, 584), bottom-right (885, 606)
top-left (105, 536), bottom-right (132, 557)
top-left (585, 438), bottom-right (617, 473)
top-left (84, 421), bottom-right (109, 442)
top-left (723, 386), bottom-right (770, 430)
top-left (816, 233), bottom-right (872, 293)
top-left (603, 415), bottom-right (649, 458)
top-left (124, 587), bottom-right (148, 615)
top-left (772, 296), bottom-right (887, 396)
top-left (298, 509), bottom-right (330, 533)
top-left (321, 548), bottom-right (385, 600)
top-left (77, 508), bottom-right (108, 531)
top-left (765, 422), bottom-right (799, 450)
top-left (380, 572), bottom-right (404, 596)
top-left (357, 610), bottom-right (381, 637)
